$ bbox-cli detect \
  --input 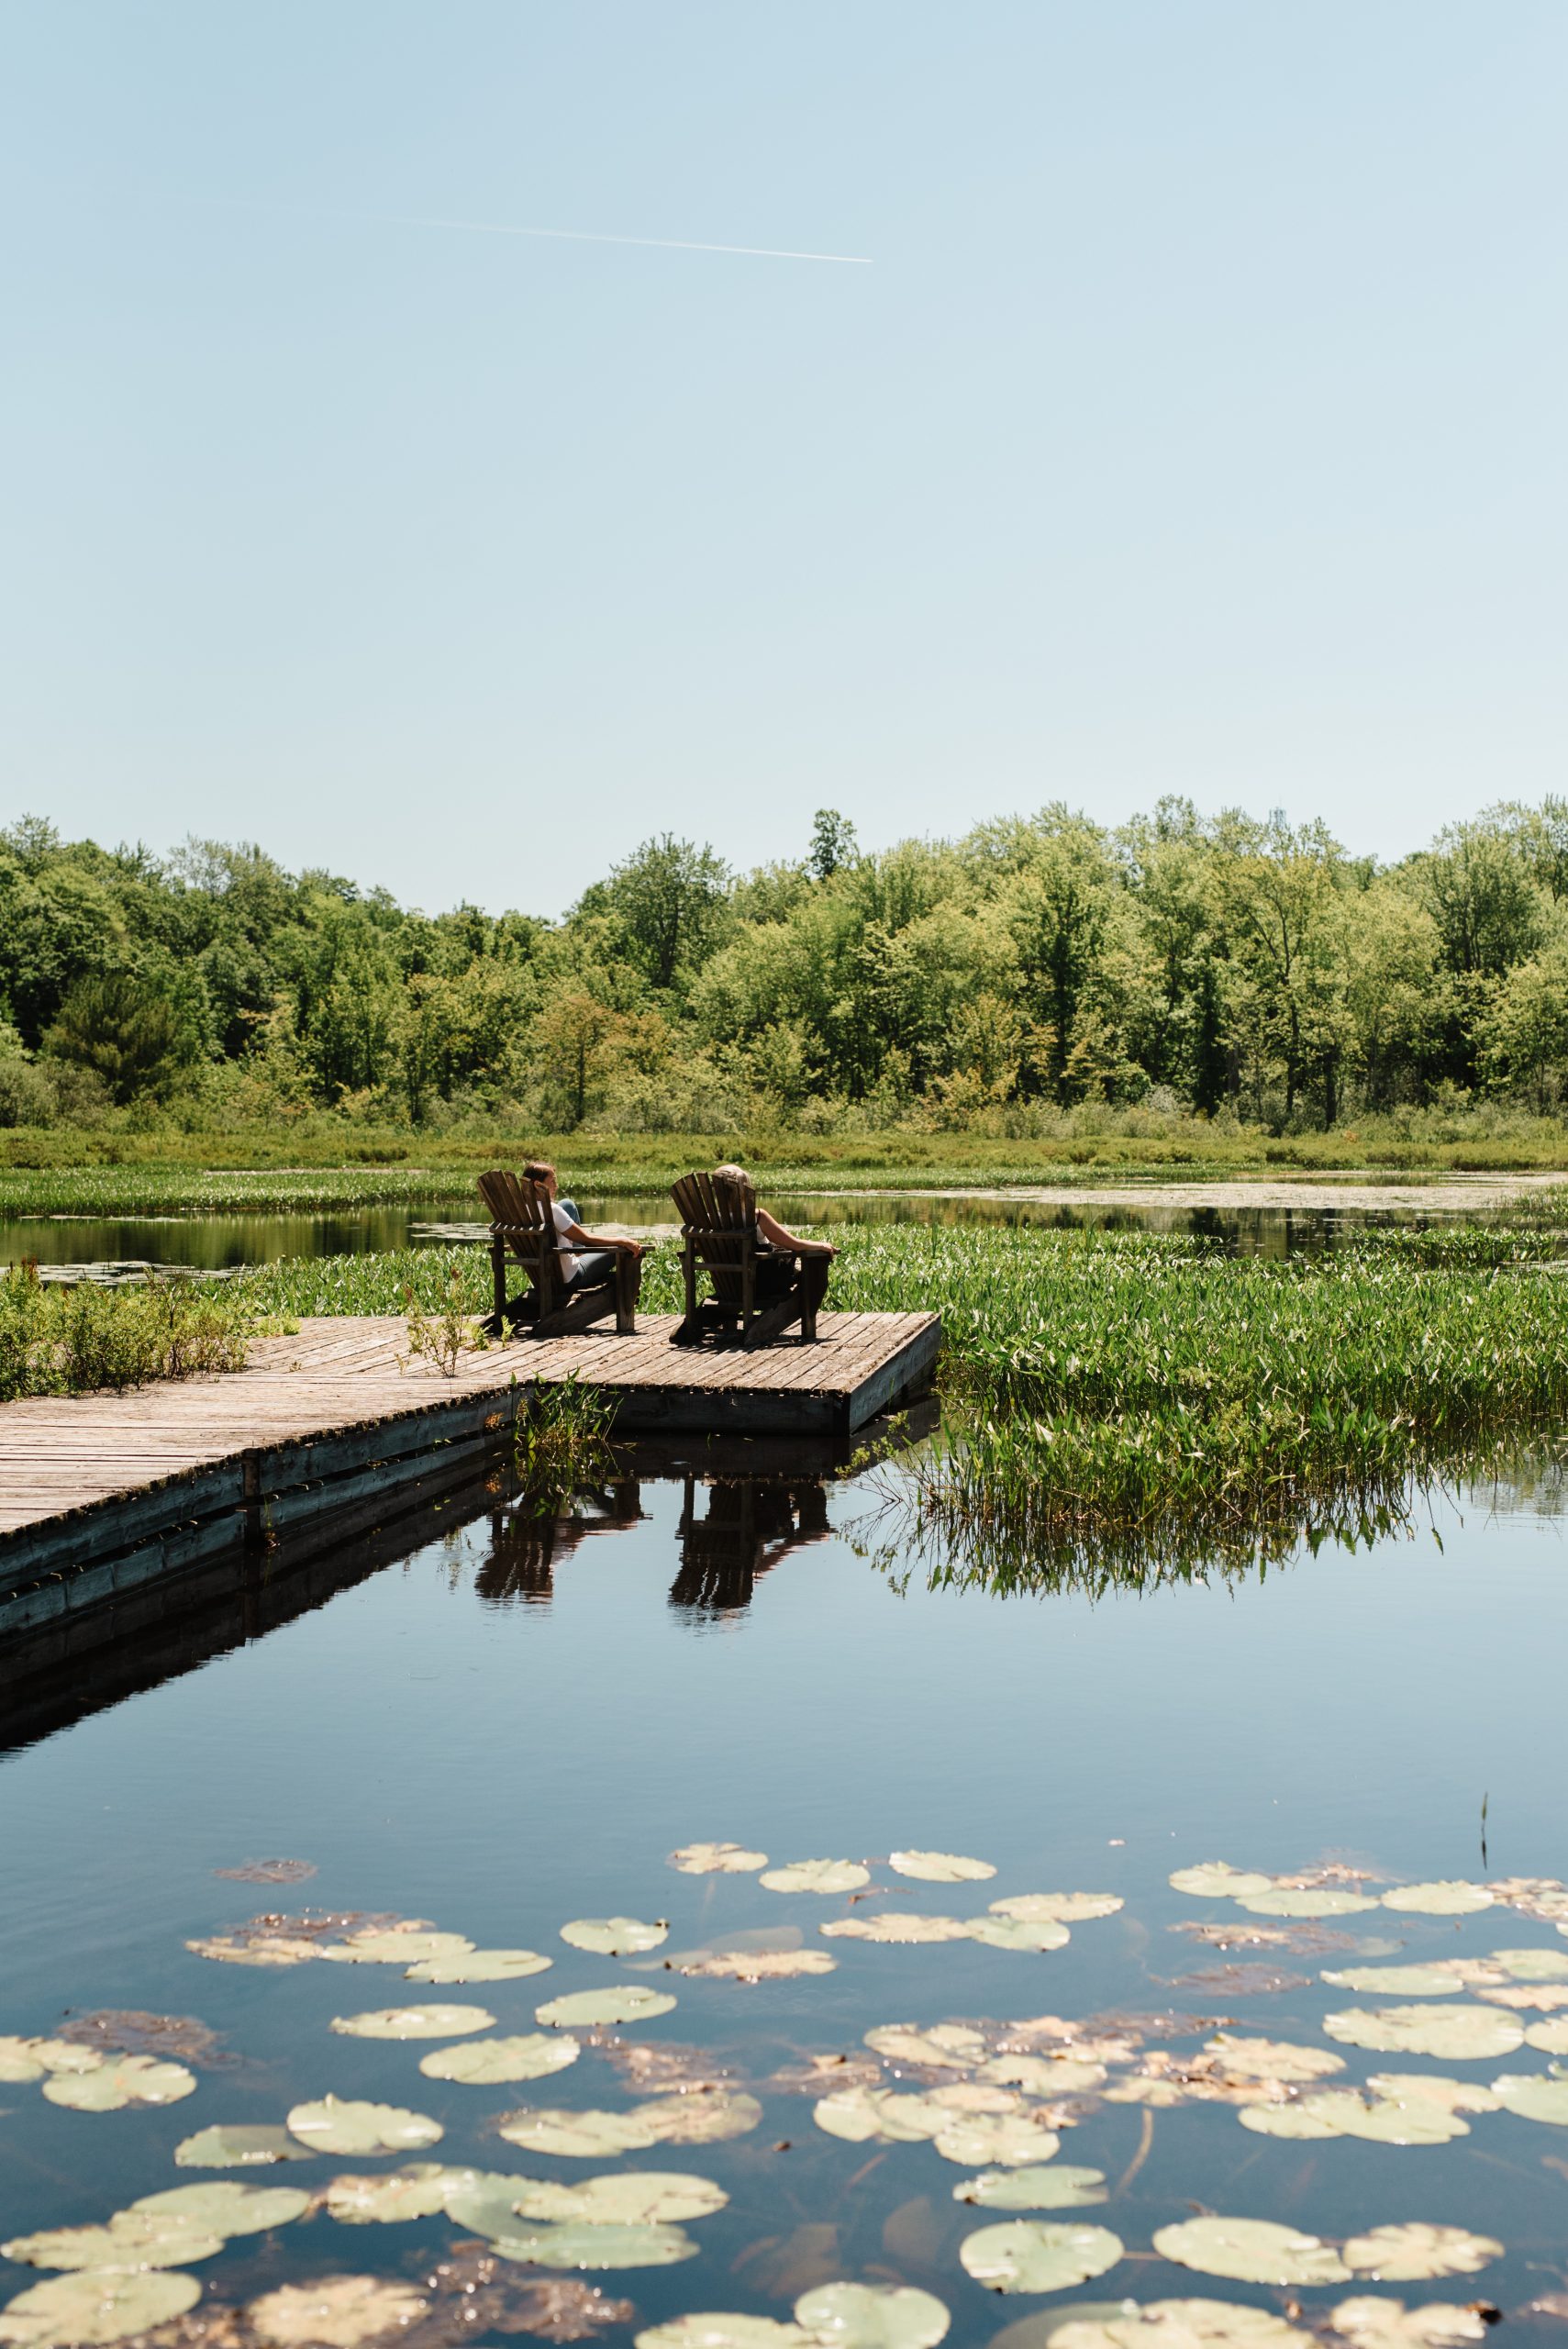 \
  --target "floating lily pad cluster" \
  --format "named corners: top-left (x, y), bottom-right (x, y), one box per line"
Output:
top-left (6, 1843), bottom-right (1568, 2349)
